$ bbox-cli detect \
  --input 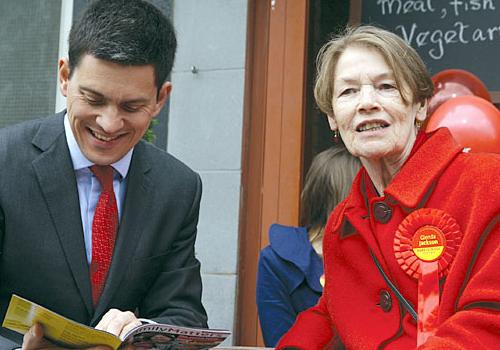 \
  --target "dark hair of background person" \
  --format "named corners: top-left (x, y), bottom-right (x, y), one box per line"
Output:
top-left (68, 0), bottom-right (177, 89)
top-left (300, 145), bottom-right (361, 246)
